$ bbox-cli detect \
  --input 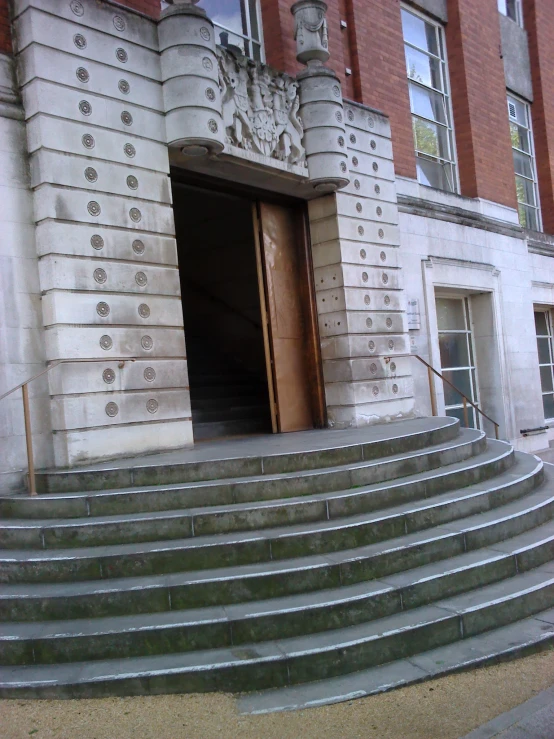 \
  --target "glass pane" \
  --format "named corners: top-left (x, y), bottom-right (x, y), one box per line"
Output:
top-left (401, 9), bottom-right (439, 56)
top-left (205, 0), bottom-right (247, 36)
top-left (437, 298), bottom-right (466, 330)
top-left (506, 0), bottom-right (519, 21)
top-left (515, 176), bottom-right (537, 207)
top-left (439, 333), bottom-right (470, 368)
top-left (518, 203), bottom-right (539, 231)
top-left (498, 0), bottom-right (507, 14)
top-left (406, 46), bottom-right (443, 90)
top-left (416, 156), bottom-right (455, 192)
top-left (510, 123), bottom-right (530, 153)
top-left (543, 393), bottom-right (554, 420)
top-left (410, 83), bottom-right (447, 124)
top-left (215, 26), bottom-right (250, 56)
top-left (540, 365), bottom-right (554, 393)
top-left (446, 405), bottom-right (476, 429)
top-left (252, 42), bottom-right (262, 62)
top-left (442, 369), bottom-right (473, 406)
top-left (537, 337), bottom-right (552, 364)
top-left (535, 311), bottom-right (549, 336)
top-left (248, 0), bottom-right (261, 41)
top-left (513, 150), bottom-right (534, 179)
top-left (508, 96), bottom-right (527, 126)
